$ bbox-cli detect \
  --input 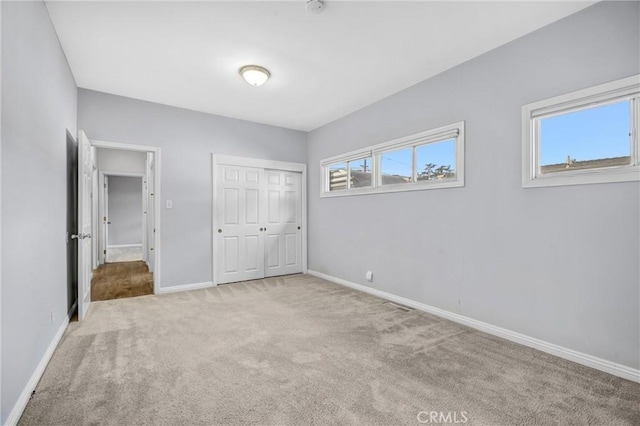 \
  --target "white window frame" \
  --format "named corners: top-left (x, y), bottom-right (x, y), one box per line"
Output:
top-left (321, 121), bottom-right (465, 197)
top-left (522, 74), bottom-right (640, 188)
